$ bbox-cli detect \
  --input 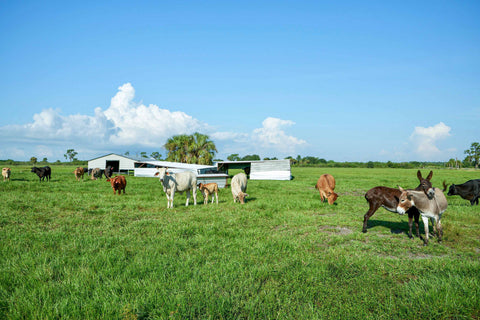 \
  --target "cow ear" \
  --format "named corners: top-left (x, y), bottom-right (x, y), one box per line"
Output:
top-left (398, 186), bottom-right (405, 192)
